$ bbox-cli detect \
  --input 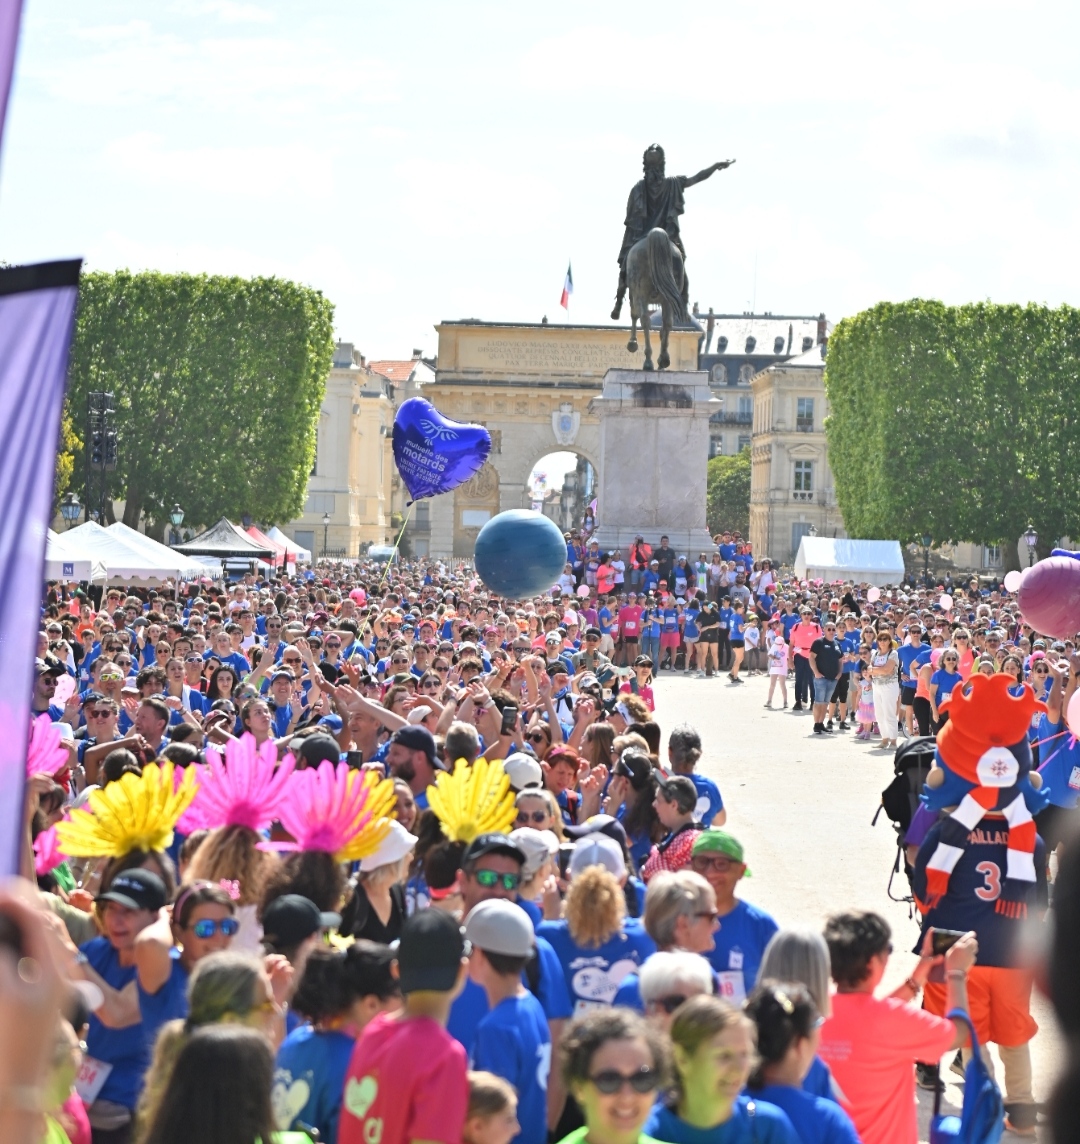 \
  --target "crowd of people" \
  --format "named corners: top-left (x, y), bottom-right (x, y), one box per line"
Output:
top-left (2, 529), bottom-right (1077, 1144)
